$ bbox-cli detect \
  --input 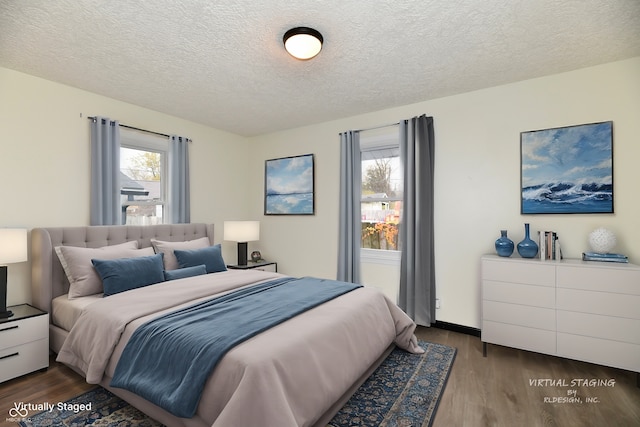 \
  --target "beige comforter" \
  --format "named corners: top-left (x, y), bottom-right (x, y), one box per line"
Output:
top-left (57, 270), bottom-right (423, 427)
